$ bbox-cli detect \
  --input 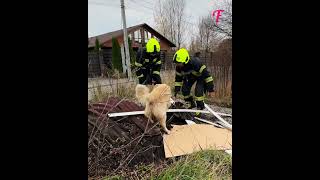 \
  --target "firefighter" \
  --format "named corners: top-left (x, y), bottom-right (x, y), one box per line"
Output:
top-left (134, 38), bottom-right (162, 85)
top-left (173, 48), bottom-right (215, 116)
